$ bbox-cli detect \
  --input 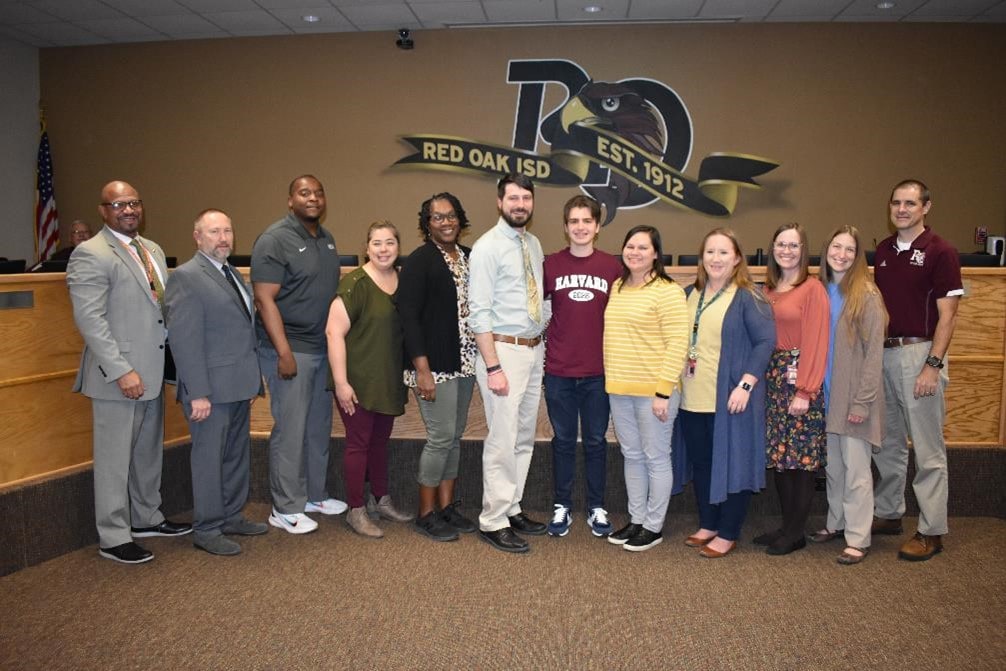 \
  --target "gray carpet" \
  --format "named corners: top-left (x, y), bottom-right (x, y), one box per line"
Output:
top-left (1, 504), bottom-right (1004, 670)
